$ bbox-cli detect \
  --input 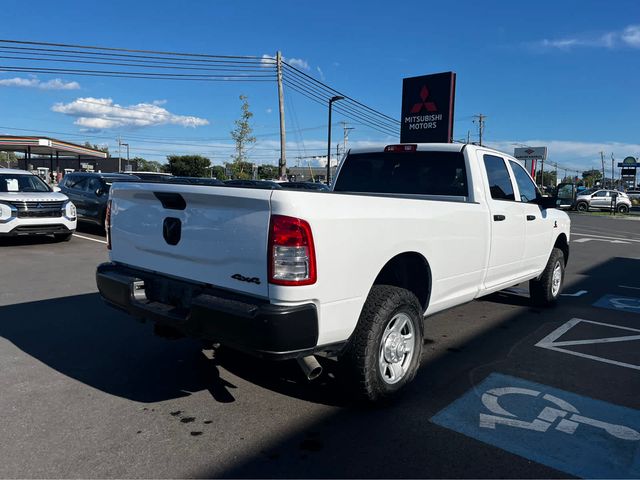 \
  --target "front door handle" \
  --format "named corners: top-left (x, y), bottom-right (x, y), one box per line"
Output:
top-left (493, 214), bottom-right (506, 221)
top-left (527, 215), bottom-right (536, 221)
